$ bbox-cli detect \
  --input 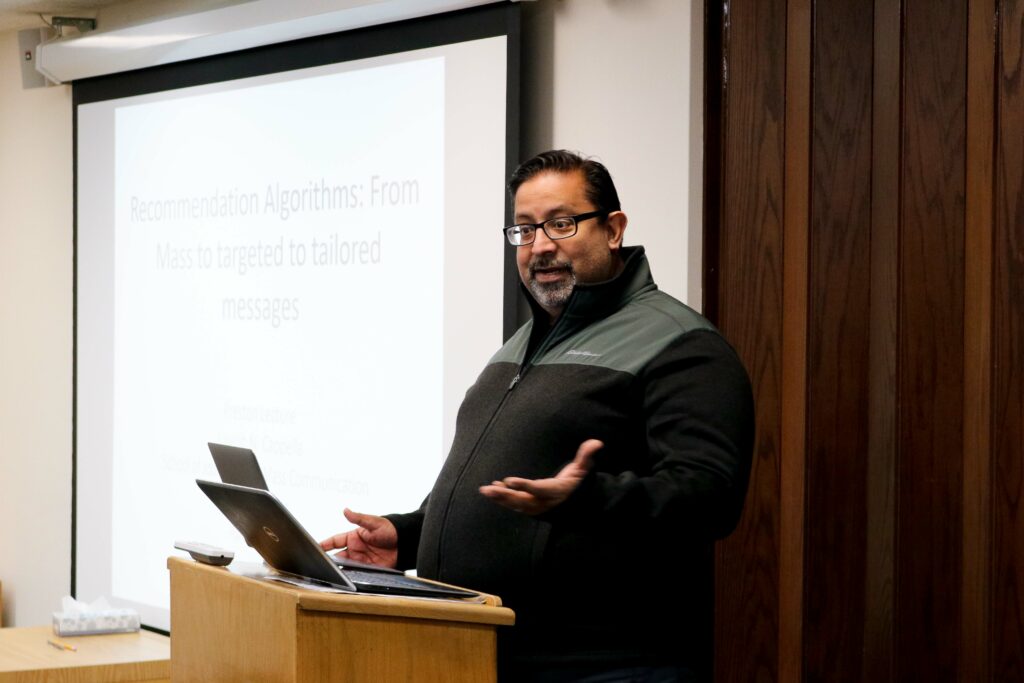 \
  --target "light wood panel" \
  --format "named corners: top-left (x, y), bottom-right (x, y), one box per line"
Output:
top-left (296, 612), bottom-right (496, 681)
top-left (168, 557), bottom-right (511, 683)
top-left (0, 625), bottom-right (168, 683)
top-left (170, 559), bottom-right (299, 682)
